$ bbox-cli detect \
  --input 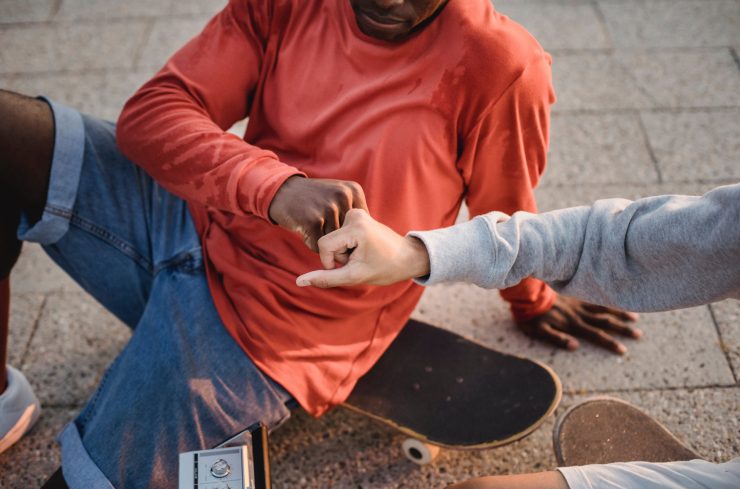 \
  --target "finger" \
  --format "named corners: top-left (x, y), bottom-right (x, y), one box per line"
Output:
top-left (343, 208), bottom-right (368, 226)
top-left (348, 182), bottom-right (369, 213)
top-left (581, 303), bottom-right (639, 322)
top-left (569, 317), bottom-right (627, 355)
top-left (303, 219), bottom-right (324, 253)
top-left (322, 205), bottom-right (341, 236)
top-left (536, 323), bottom-right (580, 351)
top-left (542, 307), bottom-right (571, 331)
top-left (316, 230), bottom-right (357, 270)
top-left (581, 312), bottom-right (644, 339)
top-left (296, 266), bottom-right (358, 288)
